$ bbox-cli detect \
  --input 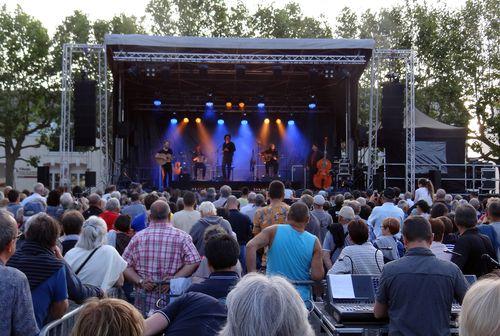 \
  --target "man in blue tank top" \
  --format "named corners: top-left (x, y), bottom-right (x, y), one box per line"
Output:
top-left (246, 202), bottom-right (324, 302)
